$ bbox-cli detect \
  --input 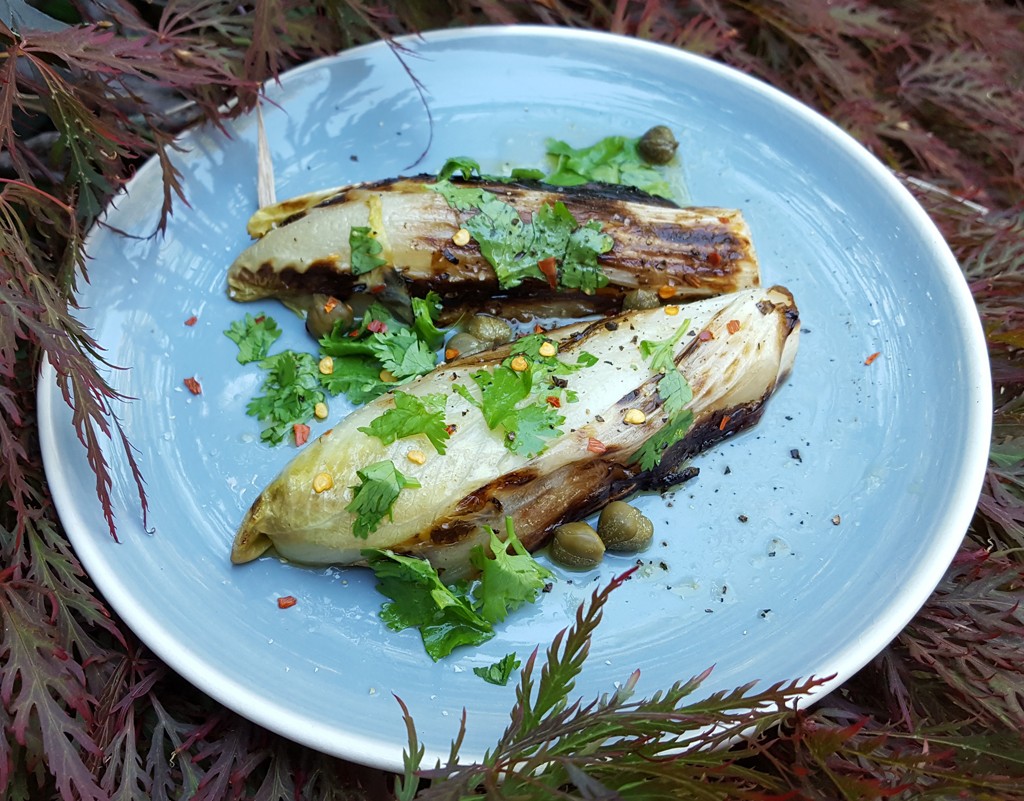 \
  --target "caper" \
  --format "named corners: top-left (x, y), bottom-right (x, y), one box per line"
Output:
top-left (638, 125), bottom-right (678, 165)
top-left (549, 522), bottom-right (605, 569)
top-left (467, 313), bottom-right (513, 346)
top-left (622, 288), bottom-right (660, 310)
top-left (445, 332), bottom-right (486, 358)
top-left (597, 501), bottom-right (654, 553)
top-left (306, 294), bottom-right (354, 338)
